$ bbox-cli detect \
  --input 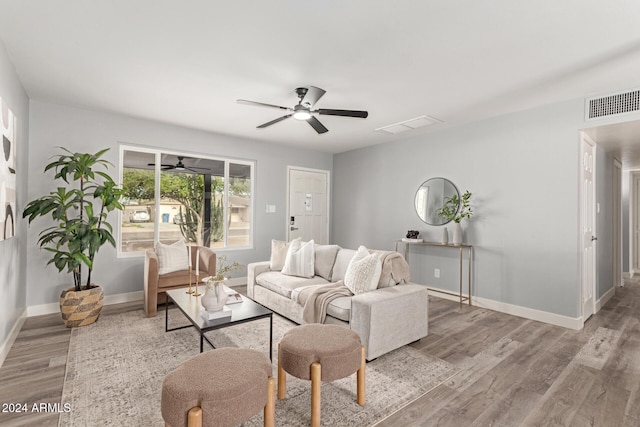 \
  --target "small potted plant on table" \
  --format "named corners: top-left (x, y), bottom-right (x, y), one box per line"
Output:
top-left (438, 190), bottom-right (473, 245)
